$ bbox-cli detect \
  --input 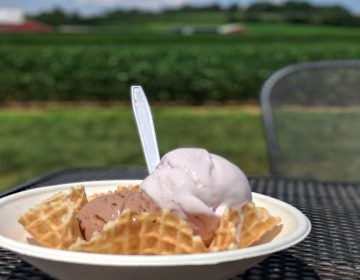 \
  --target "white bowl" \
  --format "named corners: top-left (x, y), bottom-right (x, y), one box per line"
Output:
top-left (0, 180), bottom-right (311, 280)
